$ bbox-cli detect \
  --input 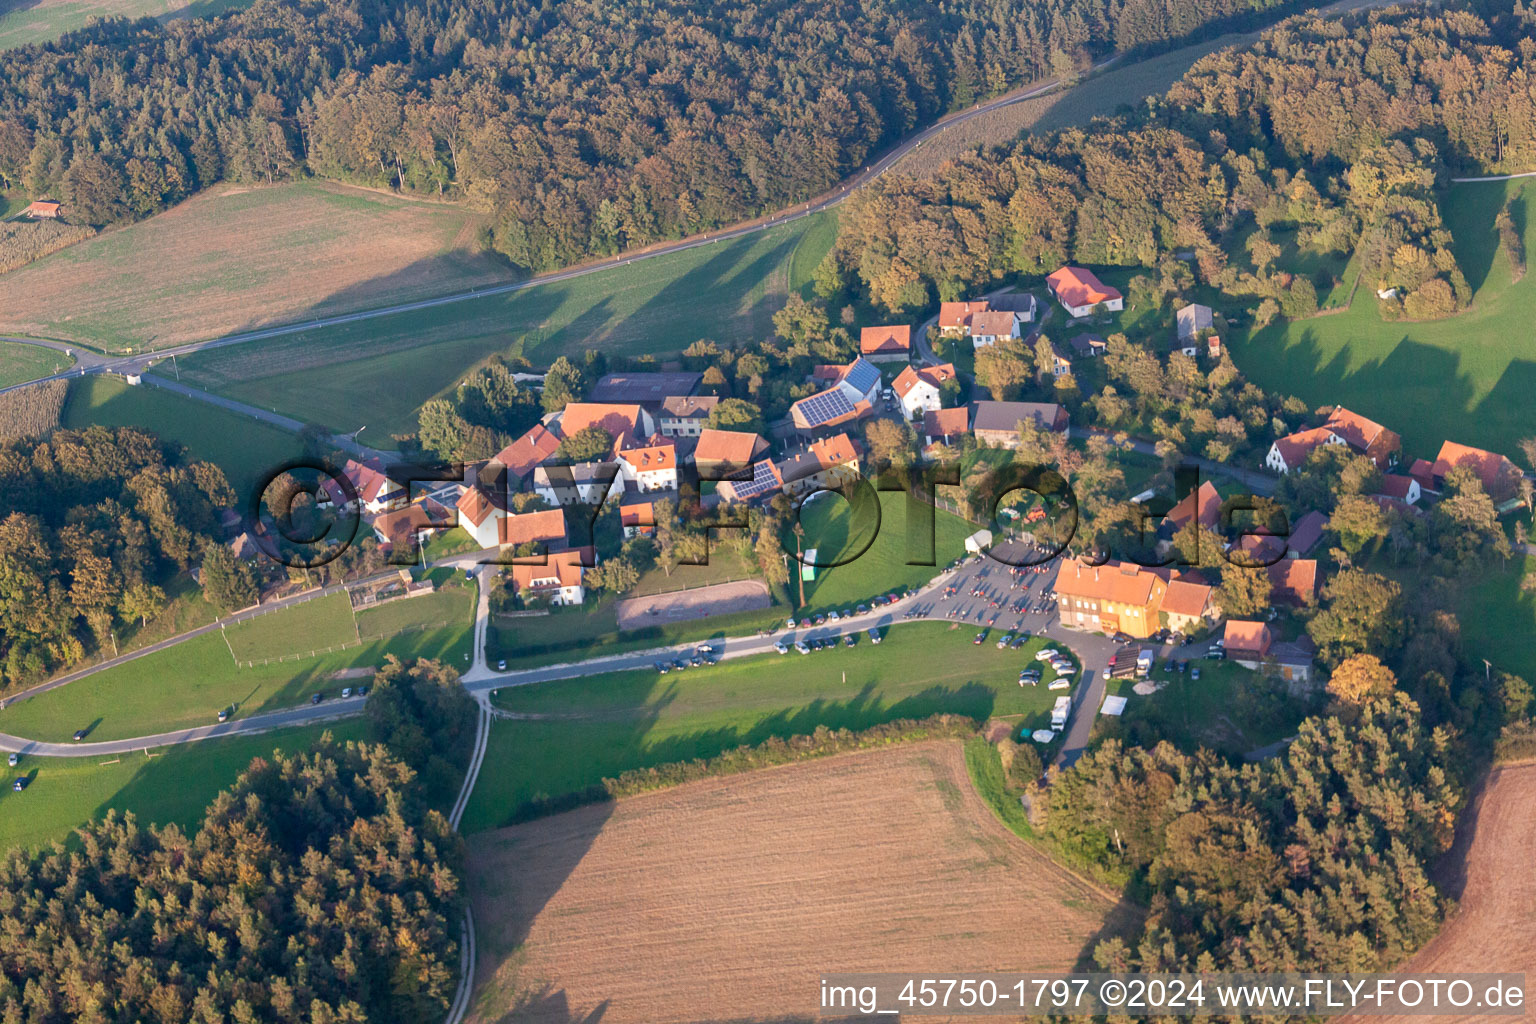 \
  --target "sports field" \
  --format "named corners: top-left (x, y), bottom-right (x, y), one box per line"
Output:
top-left (790, 489), bottom-right (976, 610)
top-left (61, 374), bottom-right (304, 505)
top-left (0, 181), bottom-right (505, 352)
top-left (222, 590), bottom-right (357, 661)
top-left (0, 582), bottom-right (474, 742)
top-left (0, 718), bottom-right (367, 853)
top-left (0, 340), bottom-right (70, 388)
top-left (1230, 178), bottom-right (1536, 461)
top-left (465, 741), bottom-right (1134, 1024)
top-left (462, 622), bottom-right (1076, 831)
top-left (176, 212), bottom-right (837, 444)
